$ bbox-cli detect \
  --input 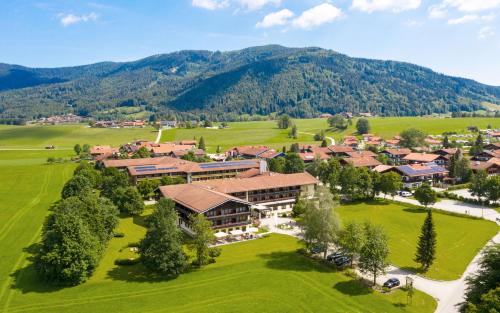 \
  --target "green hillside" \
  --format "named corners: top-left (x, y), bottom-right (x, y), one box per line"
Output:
top-left (1, 45), bottom-right (499, 123)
